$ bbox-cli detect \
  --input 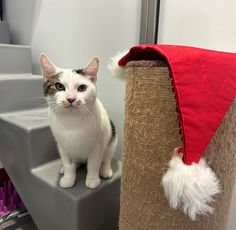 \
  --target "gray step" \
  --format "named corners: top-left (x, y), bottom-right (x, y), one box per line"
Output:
top-left (0, 109), bottom-right (57, 168)
top-left (0, 21), bottom-right (10, 44)
top-left (0, 108), bottom-right (121, 230)
top-left (0, 44), bottom-right (32, 74)
top-left (0, 74), bottom-right (45, 113)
